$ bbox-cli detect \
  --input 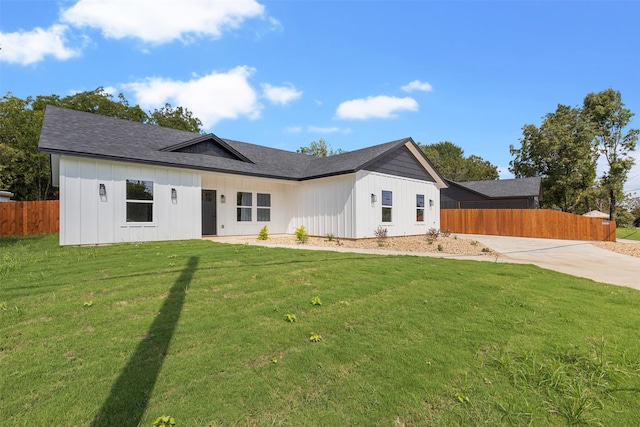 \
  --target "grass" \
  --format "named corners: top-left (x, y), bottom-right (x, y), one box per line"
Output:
top-left (617, 227), bottom-right (640, 241)
top-left (1, 234), bottom-right (639, 426)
